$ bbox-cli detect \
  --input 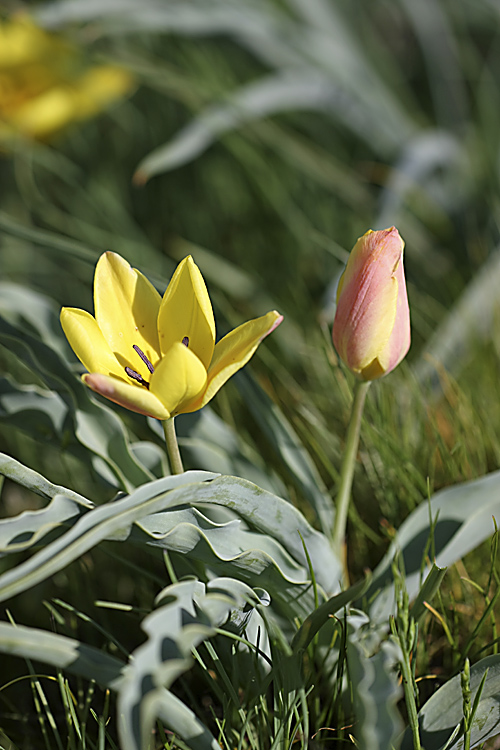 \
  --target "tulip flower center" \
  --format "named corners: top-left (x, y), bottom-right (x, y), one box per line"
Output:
top-left (124, 339), bottom-right (190, 388)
